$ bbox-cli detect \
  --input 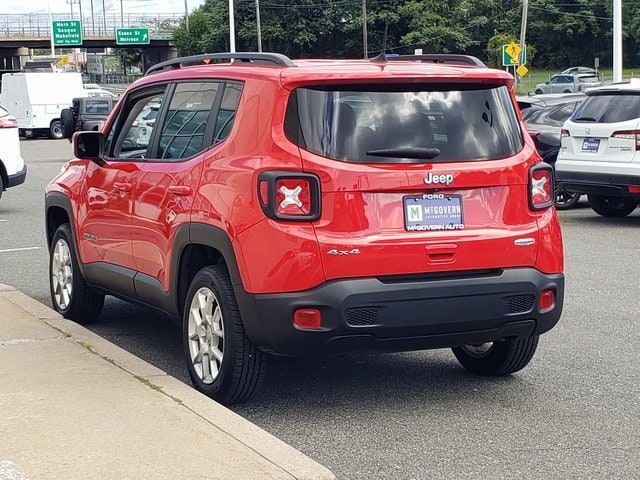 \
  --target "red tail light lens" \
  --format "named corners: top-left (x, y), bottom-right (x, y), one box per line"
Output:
top-left (560, 129), bottom-right (570, 138)
top-left (611, 130), bottom-right (640, 150)
top-left (257, 171), bottom-right (321, 221)
top-left (0, 116), bottom-right (18, 128)
top-left (539, 289), bottom-right (556, 312)
top-left (293, 308), bottom-right (322, 330)
top-left (529, 164), bottom-right (554, 210)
